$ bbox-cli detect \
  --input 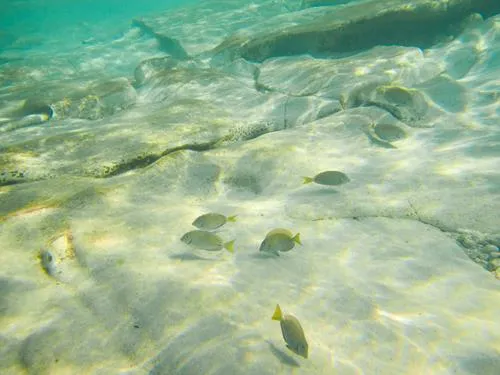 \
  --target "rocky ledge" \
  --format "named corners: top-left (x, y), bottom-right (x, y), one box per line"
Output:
top-left (210, 0), bottom-right (500, 62)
